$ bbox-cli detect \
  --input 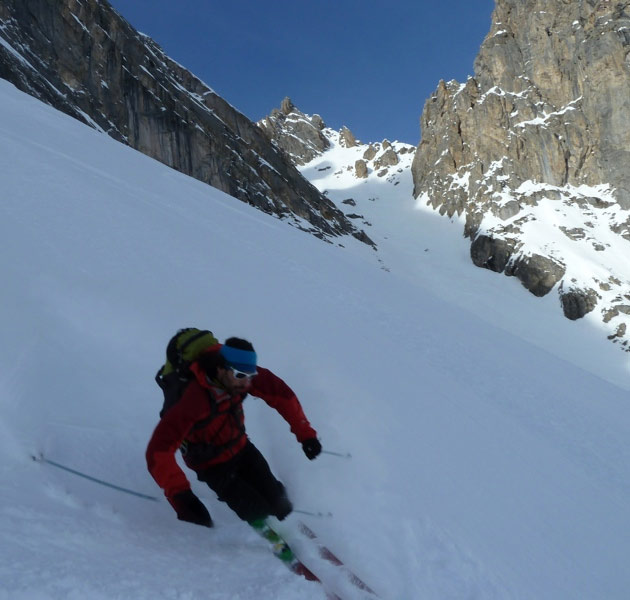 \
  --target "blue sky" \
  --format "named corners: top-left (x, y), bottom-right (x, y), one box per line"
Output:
top-left (108, 1), bottom-right (495, 144)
